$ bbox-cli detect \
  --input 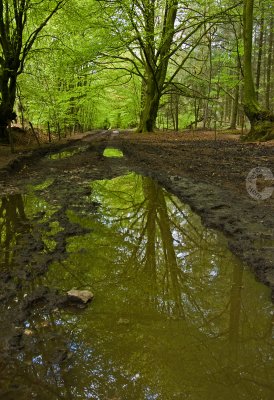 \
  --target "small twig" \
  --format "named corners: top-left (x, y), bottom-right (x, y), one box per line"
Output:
top-left (47, 122), bottom-right (51, 143)
top-left (29, 121), bottom-right (41, 147)
top-left (8, 122), bottom-right (15, 153)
